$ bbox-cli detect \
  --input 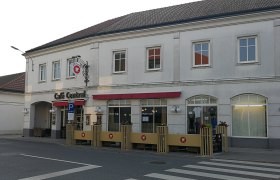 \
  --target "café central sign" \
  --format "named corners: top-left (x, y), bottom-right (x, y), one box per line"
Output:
top-left (54, 91), bottom-right (86, 100)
